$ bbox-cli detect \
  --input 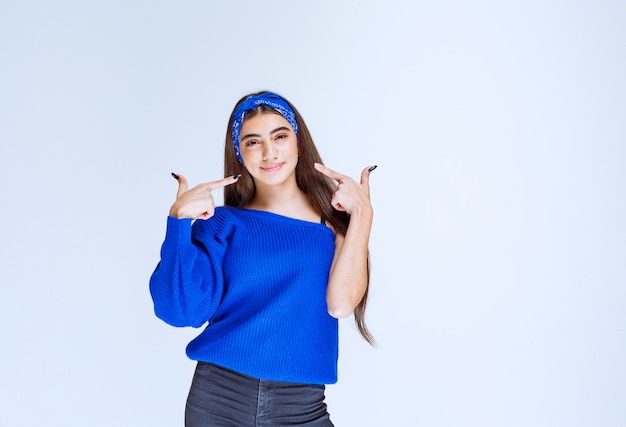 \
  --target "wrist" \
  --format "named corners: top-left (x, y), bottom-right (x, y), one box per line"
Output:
top-left (169, 204), bottom-right (187, 219)
top-left (347, 205), bottom-right (373, 226)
